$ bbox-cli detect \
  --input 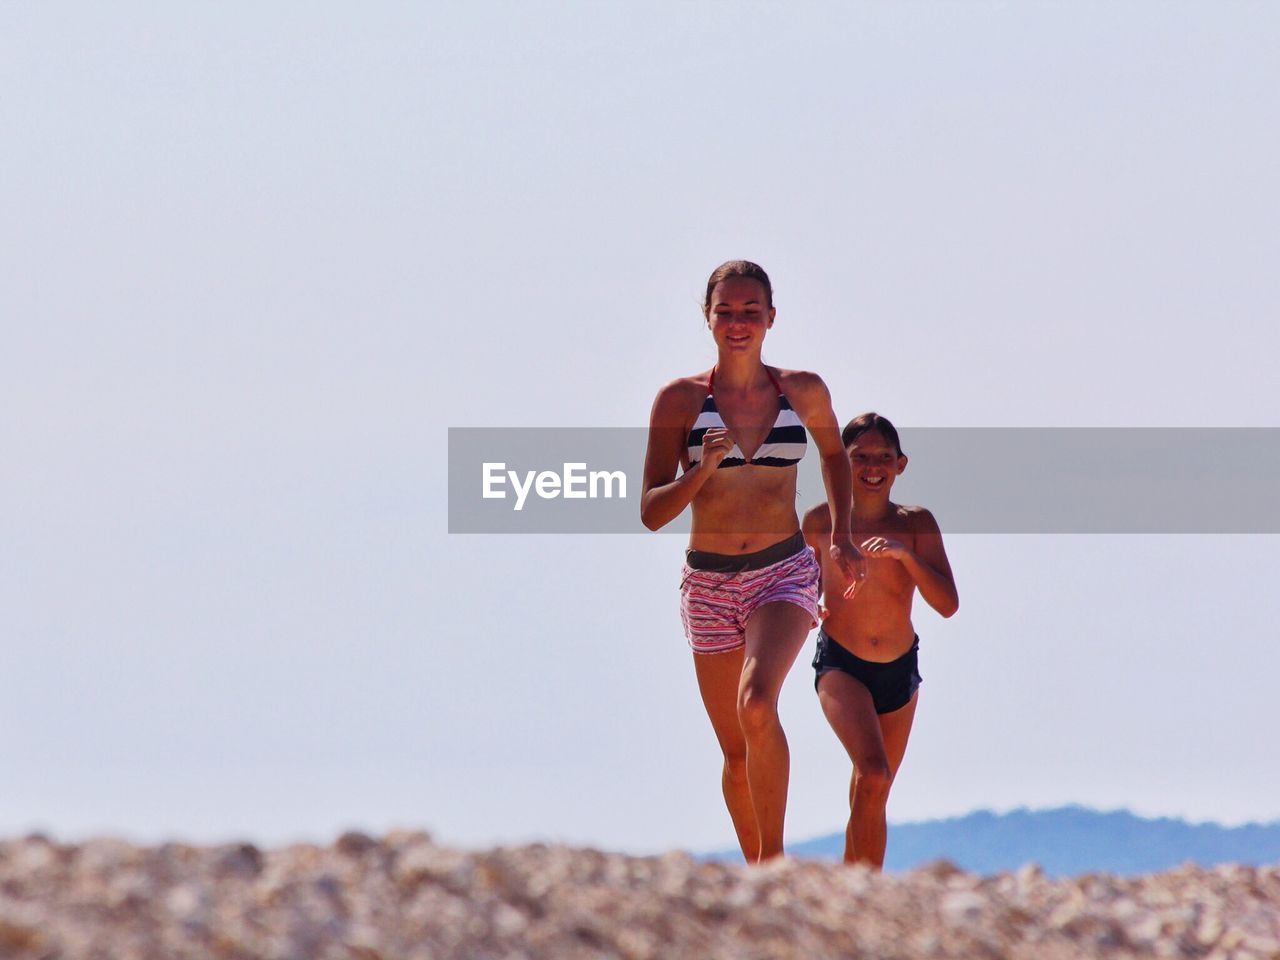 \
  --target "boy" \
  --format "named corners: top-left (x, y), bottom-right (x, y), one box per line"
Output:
top-left (802, 412), bottom-right (959, 868)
